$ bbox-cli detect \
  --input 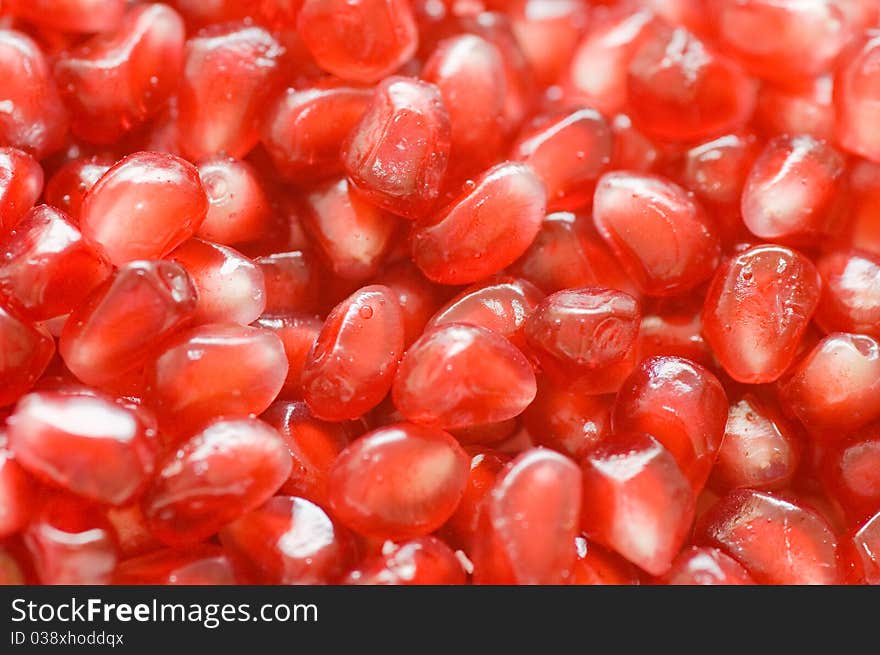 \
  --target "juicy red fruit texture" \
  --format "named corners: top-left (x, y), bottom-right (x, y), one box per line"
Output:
top-left (0, 148), bottom-right (43, 237)
top-left (345, 536), bottom-right (465, 585)
top-left (0, 306), bottom-right (55, 407)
